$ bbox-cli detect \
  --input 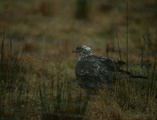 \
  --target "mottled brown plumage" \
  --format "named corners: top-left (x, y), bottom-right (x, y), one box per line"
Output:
top-left (73, 45), bottom-right (148, 93)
